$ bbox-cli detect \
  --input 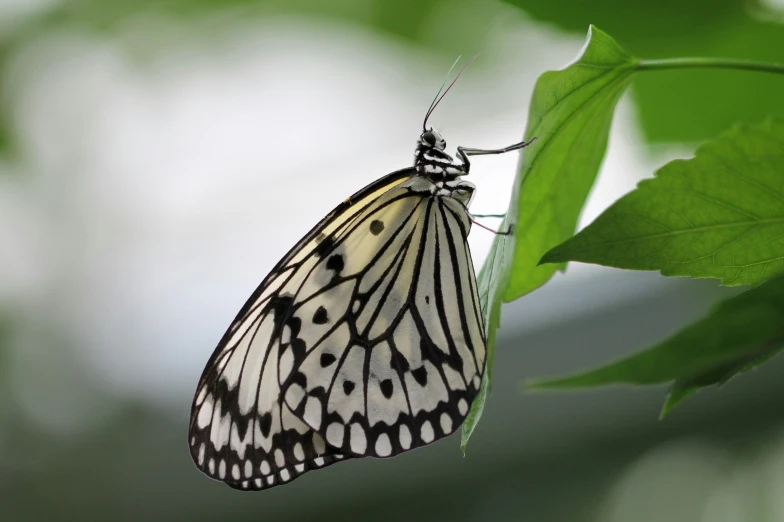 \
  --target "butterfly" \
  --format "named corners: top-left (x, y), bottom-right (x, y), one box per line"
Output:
top-left (188, 59), bottom-right (535, 490)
